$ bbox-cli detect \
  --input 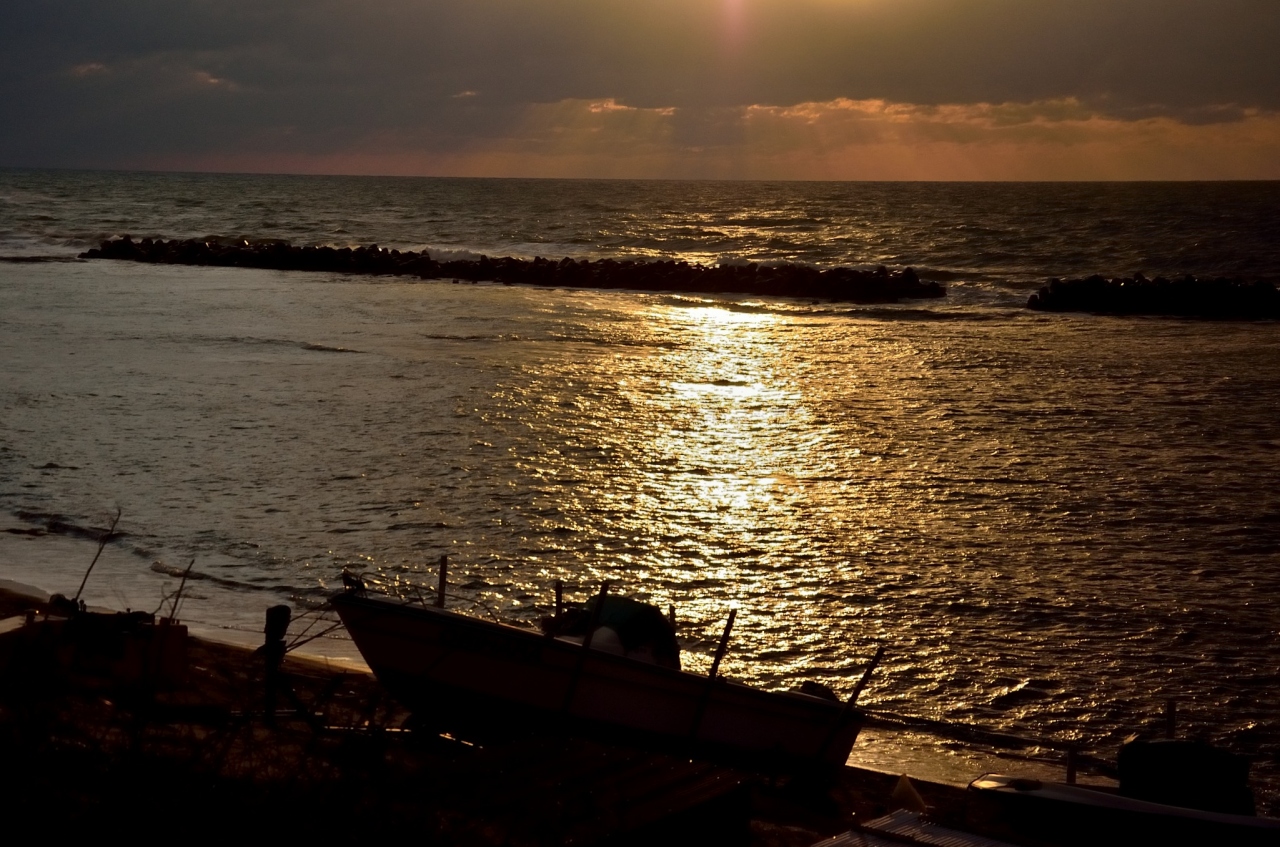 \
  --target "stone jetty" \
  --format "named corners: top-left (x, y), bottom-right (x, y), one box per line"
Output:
top-left (81, 236), bottom-right (947, 304)
top-left (1028, 274), bottom-right (1280, 319)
